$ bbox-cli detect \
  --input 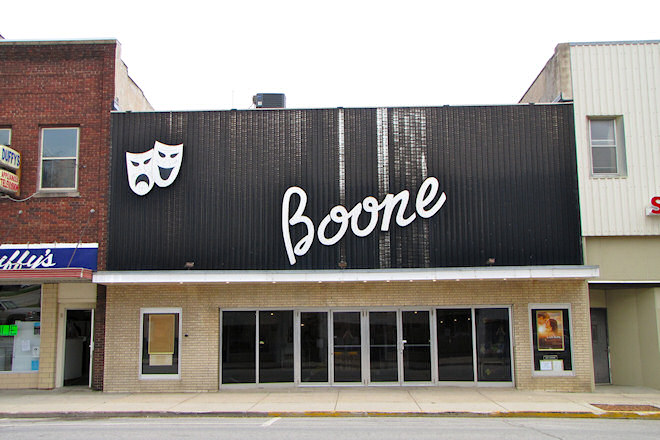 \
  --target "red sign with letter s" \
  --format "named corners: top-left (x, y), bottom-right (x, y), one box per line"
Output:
top-left (651, 197), bottom-right (660, 215)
